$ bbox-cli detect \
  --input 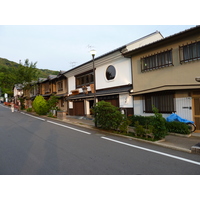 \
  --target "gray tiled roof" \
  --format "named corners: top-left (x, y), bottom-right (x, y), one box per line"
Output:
top-left (66, 85), bottom-right (132, 100)
top-left (14, 84), bottom-right (24, 90)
